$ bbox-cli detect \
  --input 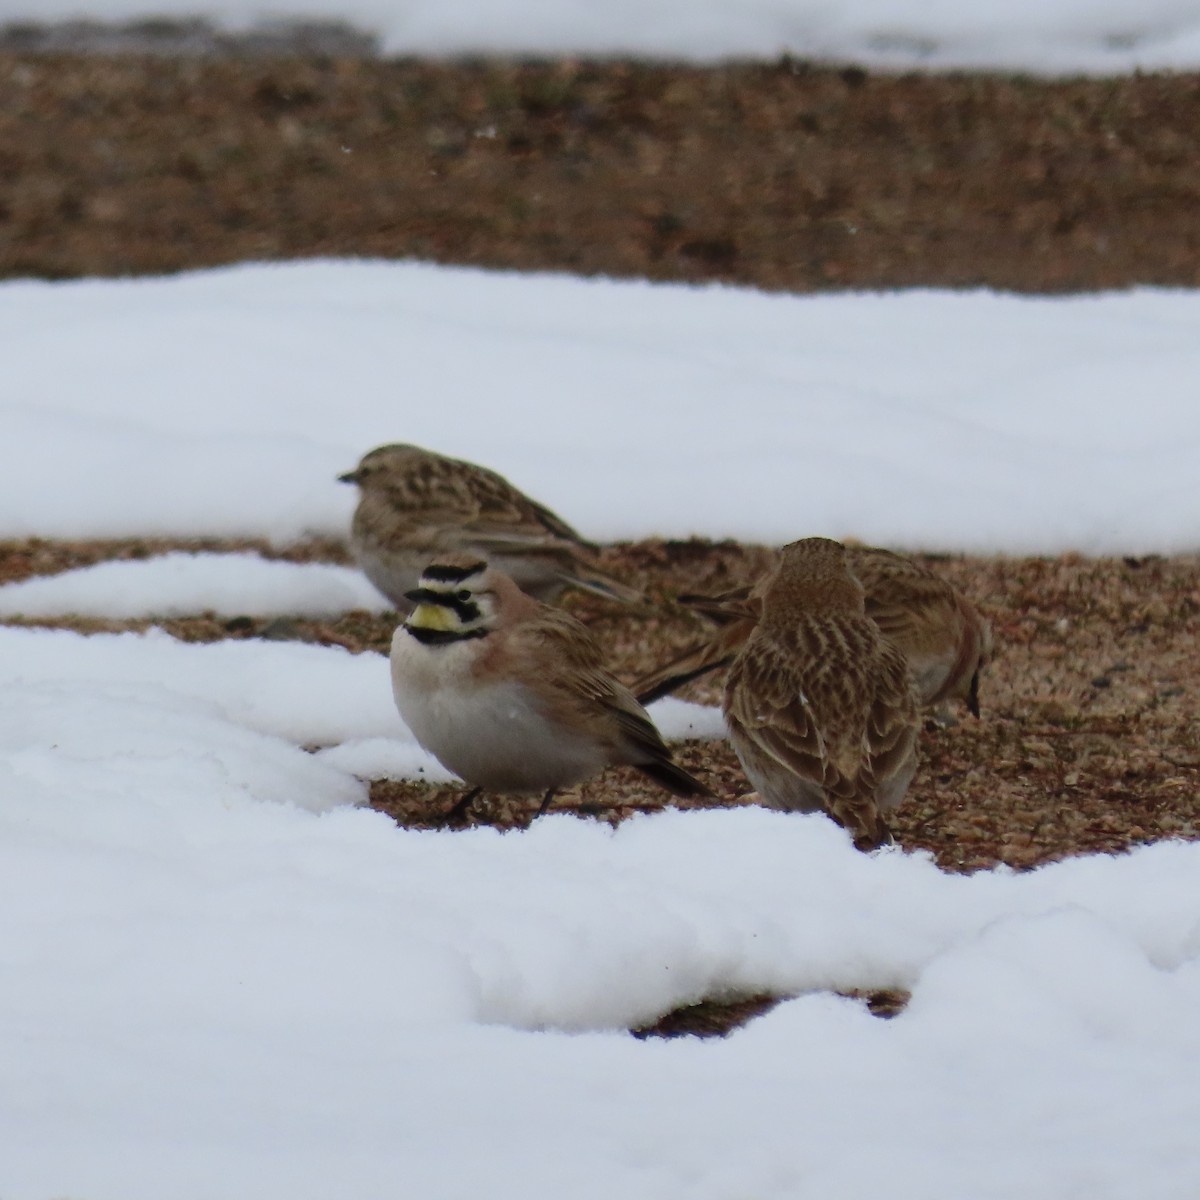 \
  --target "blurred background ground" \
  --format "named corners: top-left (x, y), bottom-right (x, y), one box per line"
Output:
top-left (2, 32), bottom-right (1200, 289)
